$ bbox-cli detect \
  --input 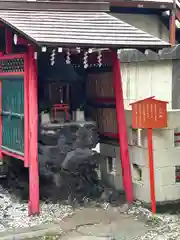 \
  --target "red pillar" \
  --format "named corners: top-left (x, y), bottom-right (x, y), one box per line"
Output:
top-left (0, 80), bottom-right (2, 163)
top-left (28, 45), bottom-right (39, 215)
top-left (5, 29), bottom-right (12, 54)
top-left (24, 54), bottom-right (29, 168)
top-left (111, 50), bottom-right (133, 203)
top-left (147, 128), bottom-right (156, 213)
